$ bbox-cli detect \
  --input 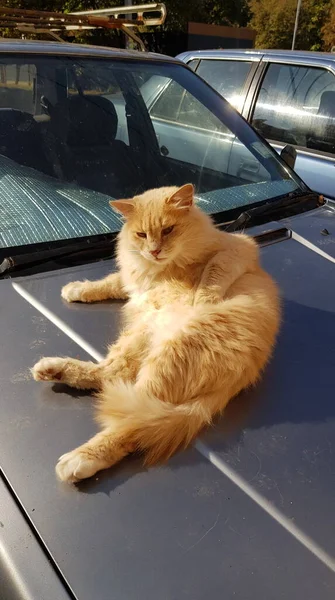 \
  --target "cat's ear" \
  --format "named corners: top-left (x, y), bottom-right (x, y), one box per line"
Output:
top-left (166, 184), bottom-right (194, 211)
top-left (109, 199), bottom-right (135, 218)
